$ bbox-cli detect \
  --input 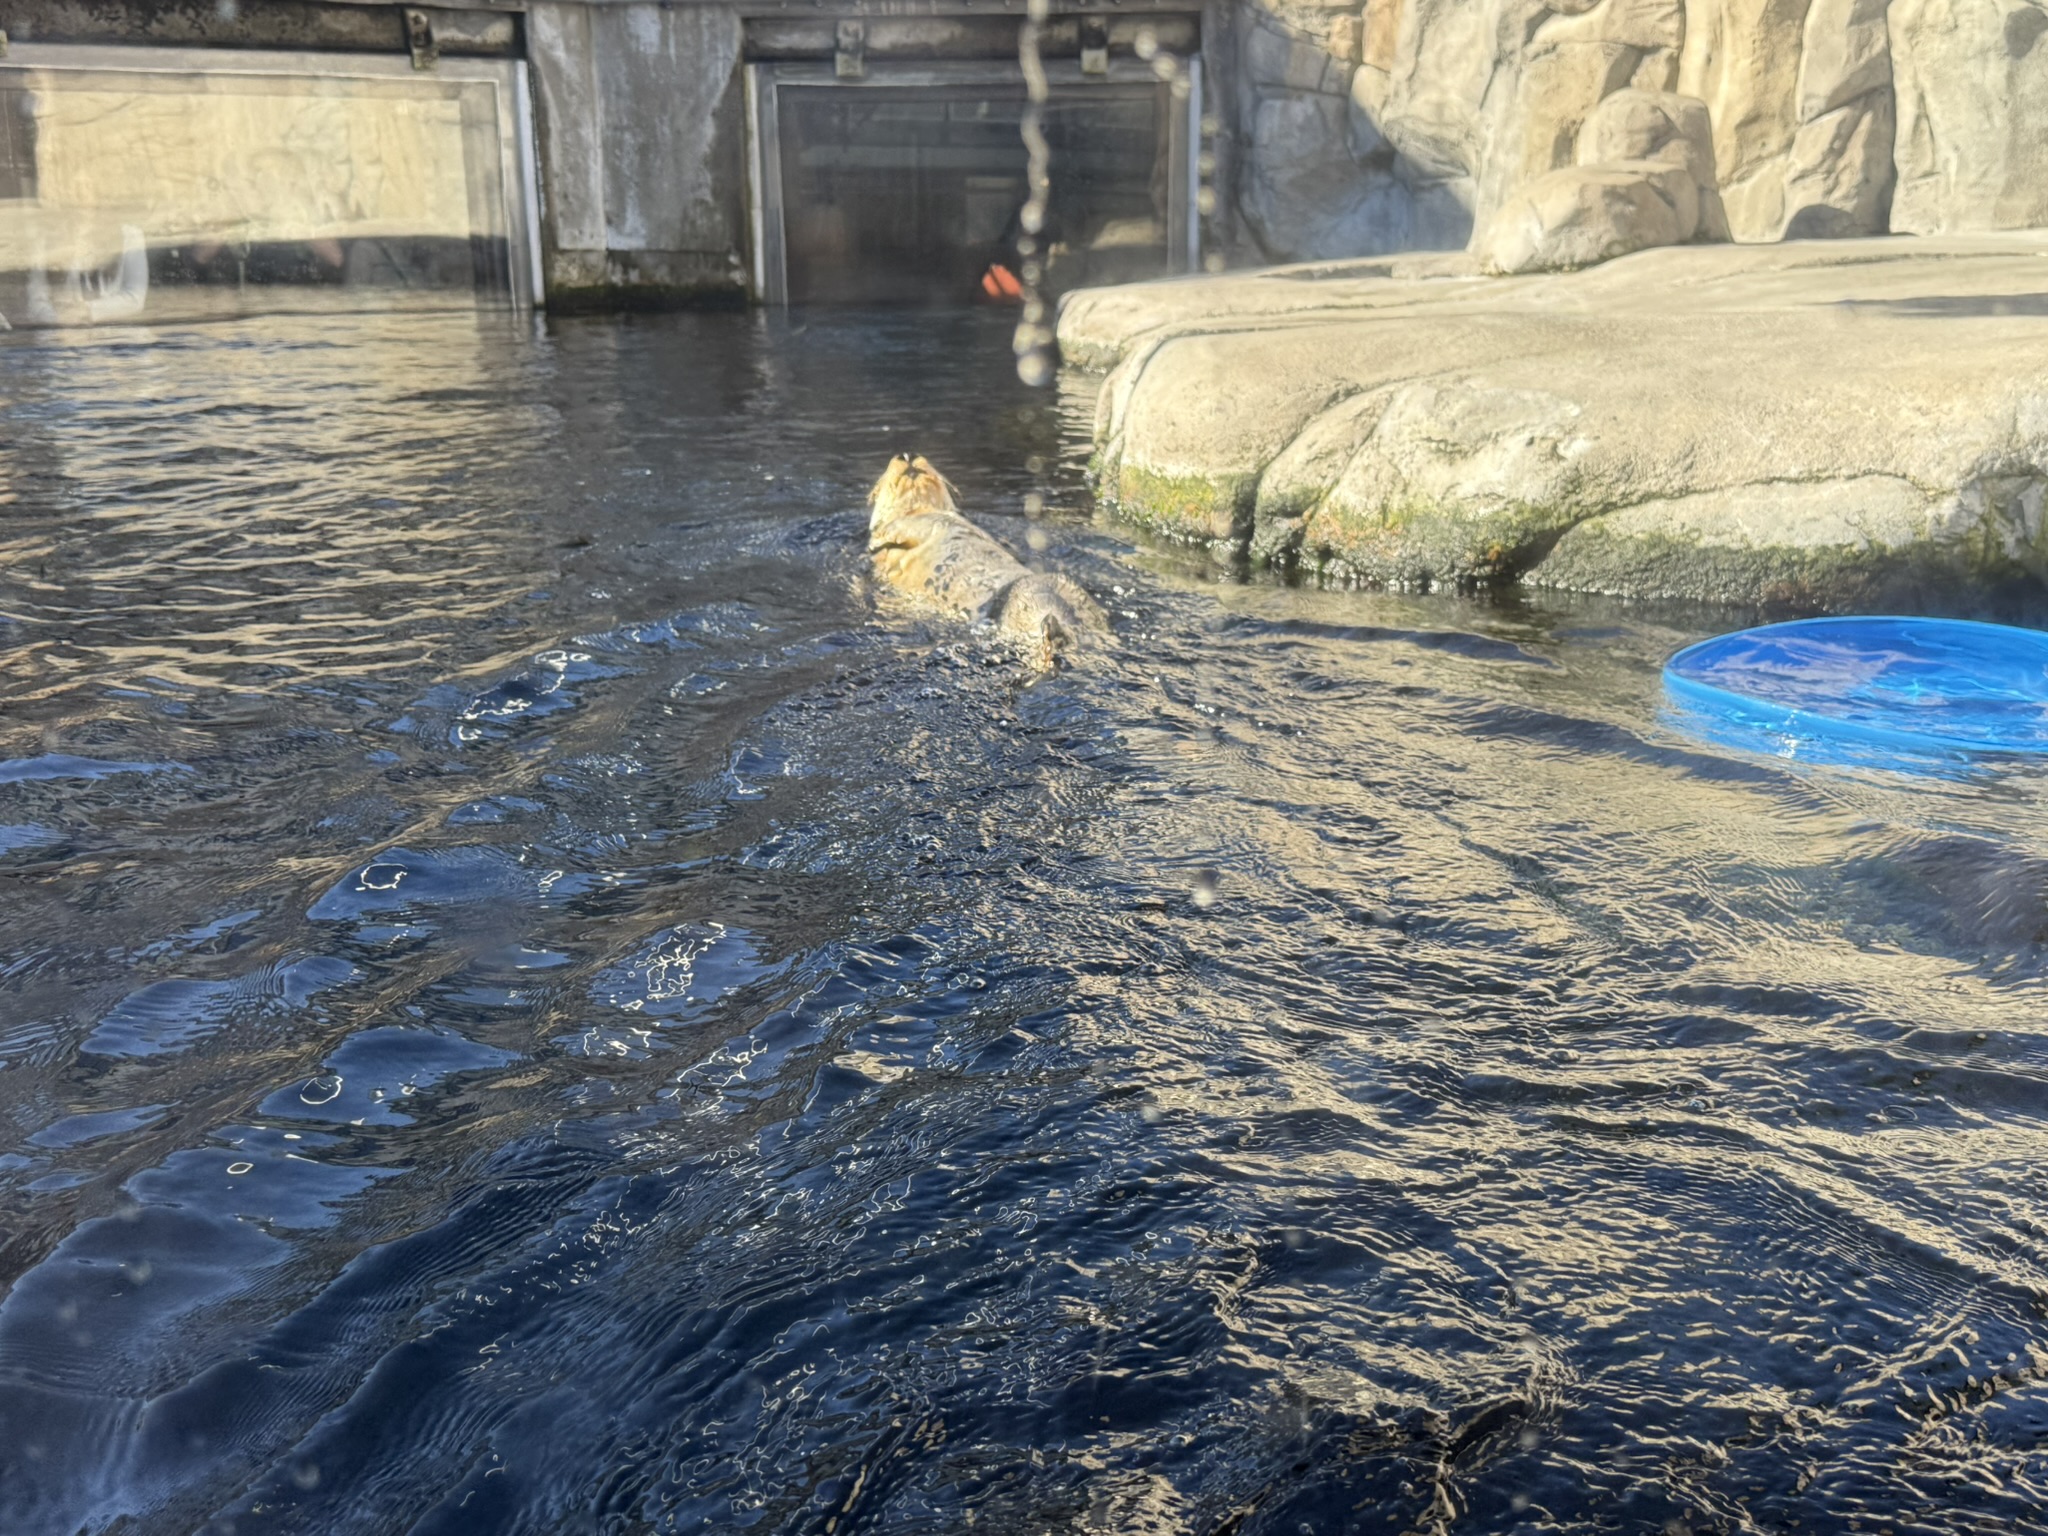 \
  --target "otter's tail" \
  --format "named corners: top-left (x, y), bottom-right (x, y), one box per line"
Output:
top-left (994, 574), bottom-right (1107, 669)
